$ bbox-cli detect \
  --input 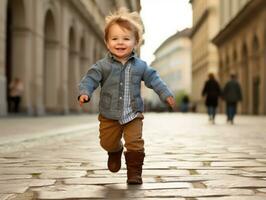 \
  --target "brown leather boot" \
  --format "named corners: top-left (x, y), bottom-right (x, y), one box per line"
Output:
top-left (107, 147), bottom-right (123, 173)
top-left (125, 151), bottom-right (145, 184)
